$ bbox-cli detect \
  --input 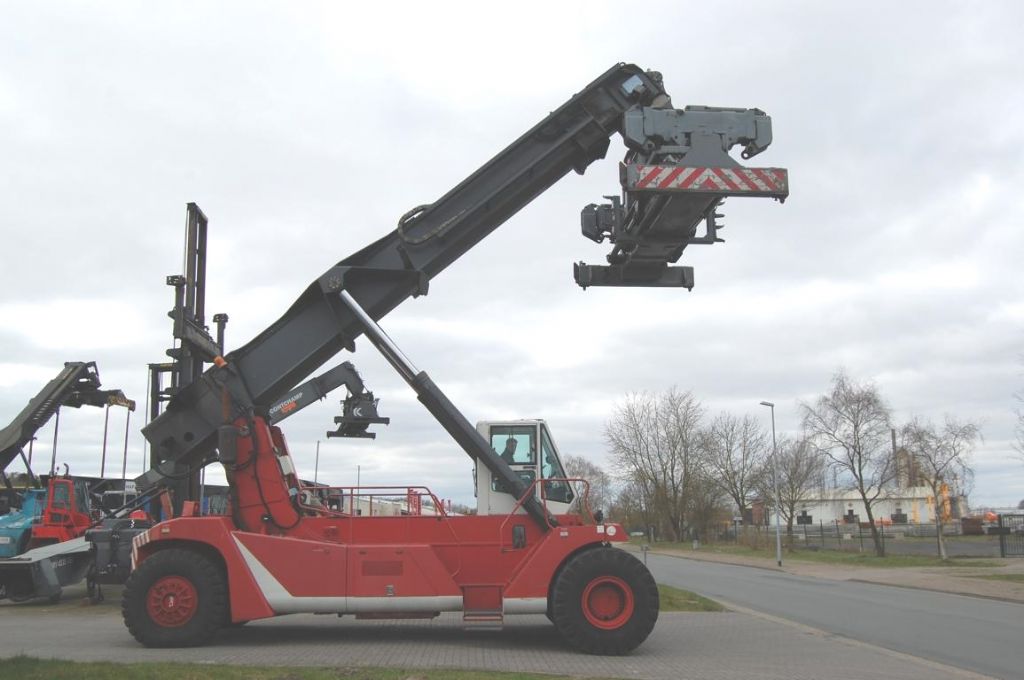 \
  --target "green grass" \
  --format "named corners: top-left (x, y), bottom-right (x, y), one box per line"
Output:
top-left (883, 535), bottom-right (997, 543)
top-left (640, 541), bottom-right (1002, 568)
top-left (958, 573), bottom-right (1024, 583)
top-left (0, 657), bottom-right (591, 680)
top-left (754, 547), bottom-right (1001, 569)
top-left (657, 583), bottom-right (725, 612)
